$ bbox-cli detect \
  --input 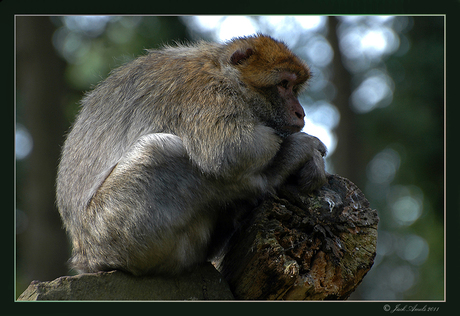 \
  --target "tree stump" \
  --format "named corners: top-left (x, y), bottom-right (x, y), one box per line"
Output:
top-left (214, 174), bottom-right (379, 300)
